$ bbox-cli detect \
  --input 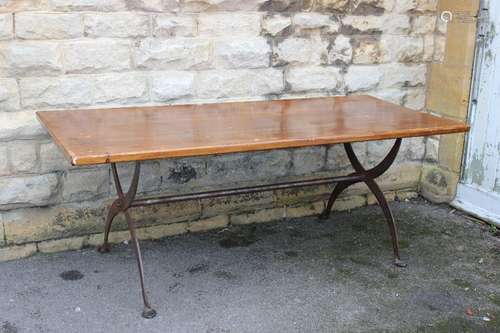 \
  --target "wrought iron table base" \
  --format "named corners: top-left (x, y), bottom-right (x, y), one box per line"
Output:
top-left (97, 138), bottom-right (405, 318)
